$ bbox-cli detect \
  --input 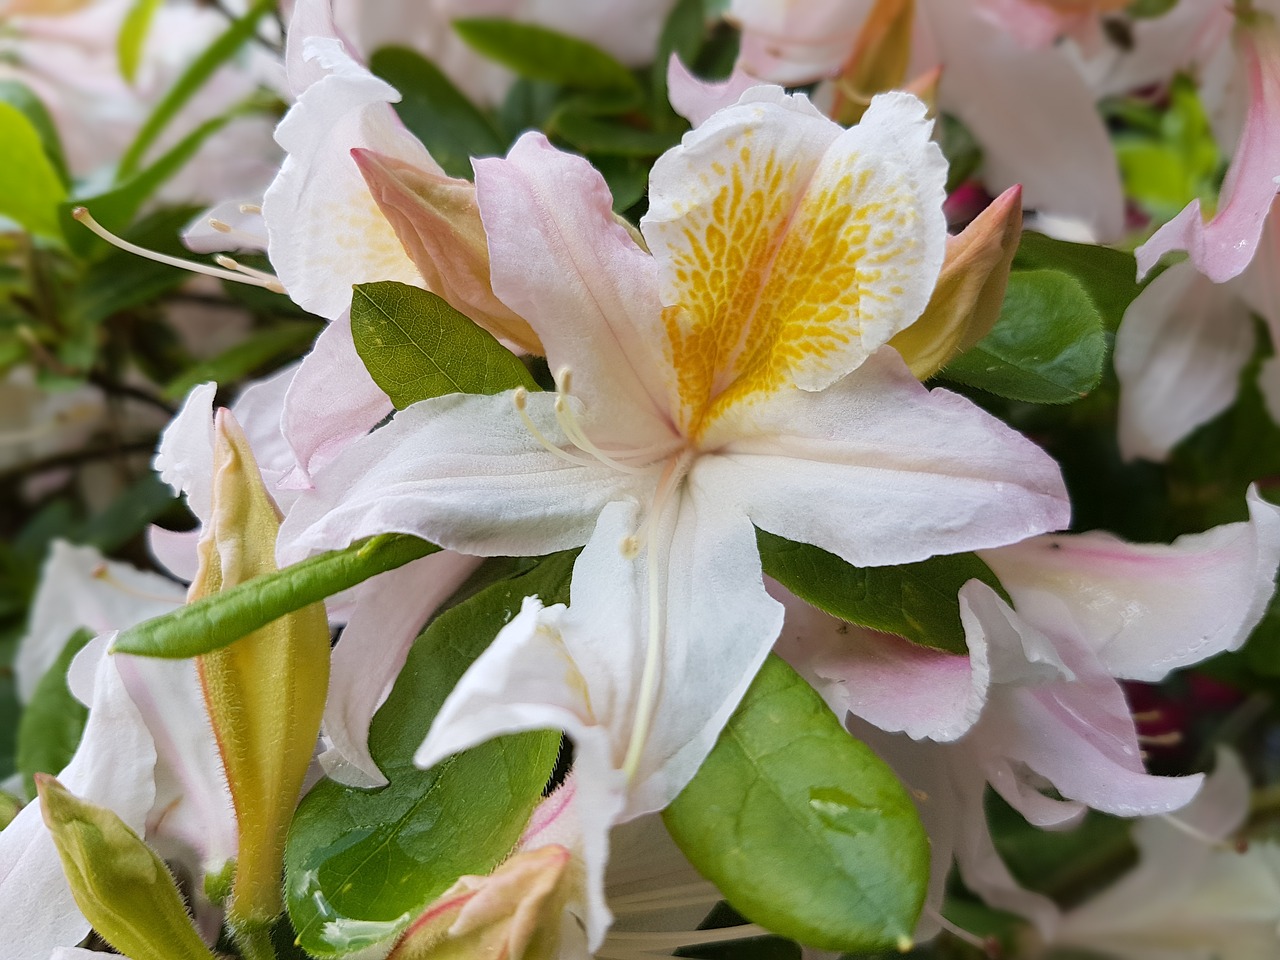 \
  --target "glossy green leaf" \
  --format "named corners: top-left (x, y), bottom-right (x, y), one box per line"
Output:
top-left (1011, 232), bottom-right (1140, 333)
top-left (17, 630), bottom-right (92, 796)
top-left (664, 655), bottom-right (929, 952)
top-left (162, 321), bottom-right (320, 400)
top-left (351, 281), bottom-right (537, 409)
top-left (285, 553), bottom-right (574, 957)
top-left (117, 0), bottom-right (273, 179)
top-left (757, 531), bottom-right (1001, 655)
top-left (0, 80), bottom-right (70, 187)
top-left (0, 101), bottom-right (68, 239)
top-left (370, 46), bottom-right (505, 180)
top-left (118, 0), bottom-right (164, 84)
top-left (454, 18), bottom-right (642, 100)
top-left (552, 111), bottom-right (680, 156)
top-left (943, 269), bottom-right (1107, 404)
top-left (112, 534), bottom-right (438, 659)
